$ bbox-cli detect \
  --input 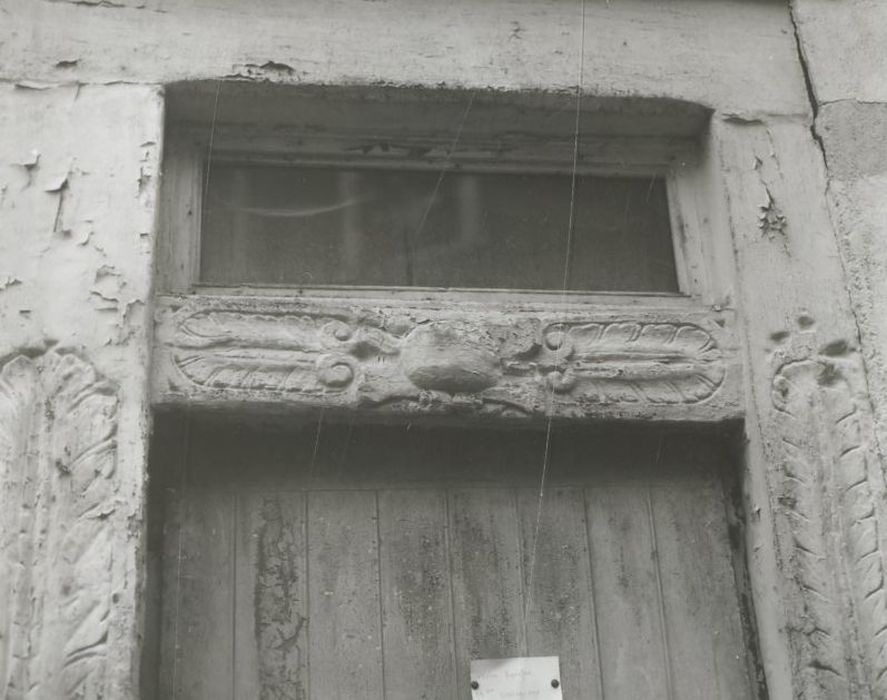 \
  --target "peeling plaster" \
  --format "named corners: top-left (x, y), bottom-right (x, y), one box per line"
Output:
top-left (13, 149), bottom-right (39, 169)
top-left (14, 80), bottom-right (62, 90)
top-left (43, 172), bottom-right (68, 192)
top-left (46, 0), bottom-right (127, 8)
top-left (91, 264), bottom-right (124, 309)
